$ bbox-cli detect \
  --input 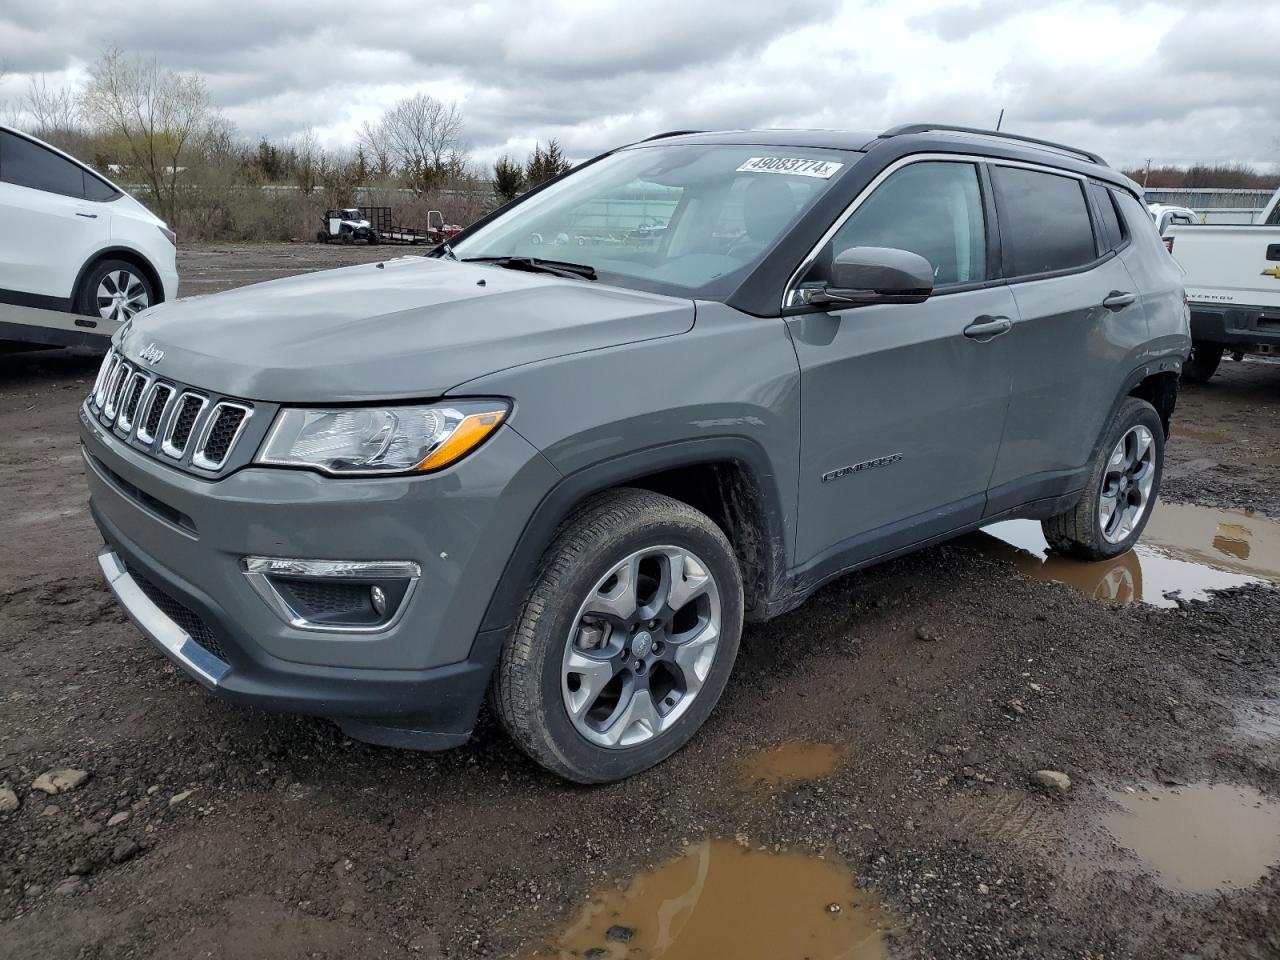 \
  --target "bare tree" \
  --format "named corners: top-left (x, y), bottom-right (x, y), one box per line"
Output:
top-left (369, 93), bottom-right (464, 194)
top-left (356, 119), bottom-right (396, 181)
top-left (0, 59), bottom-right (19, 126)
top-left (23, 75), bottom-right (81, 134)
top-left (79, 48), bottom-right (222, 225)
